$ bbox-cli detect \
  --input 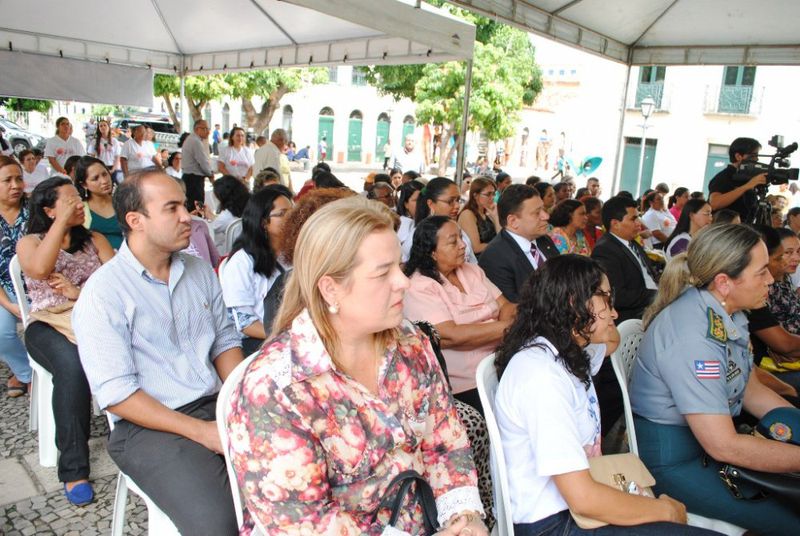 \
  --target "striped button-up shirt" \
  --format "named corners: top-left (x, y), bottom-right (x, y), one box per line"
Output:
top-left (73, 241), bottom-right (241, 420)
